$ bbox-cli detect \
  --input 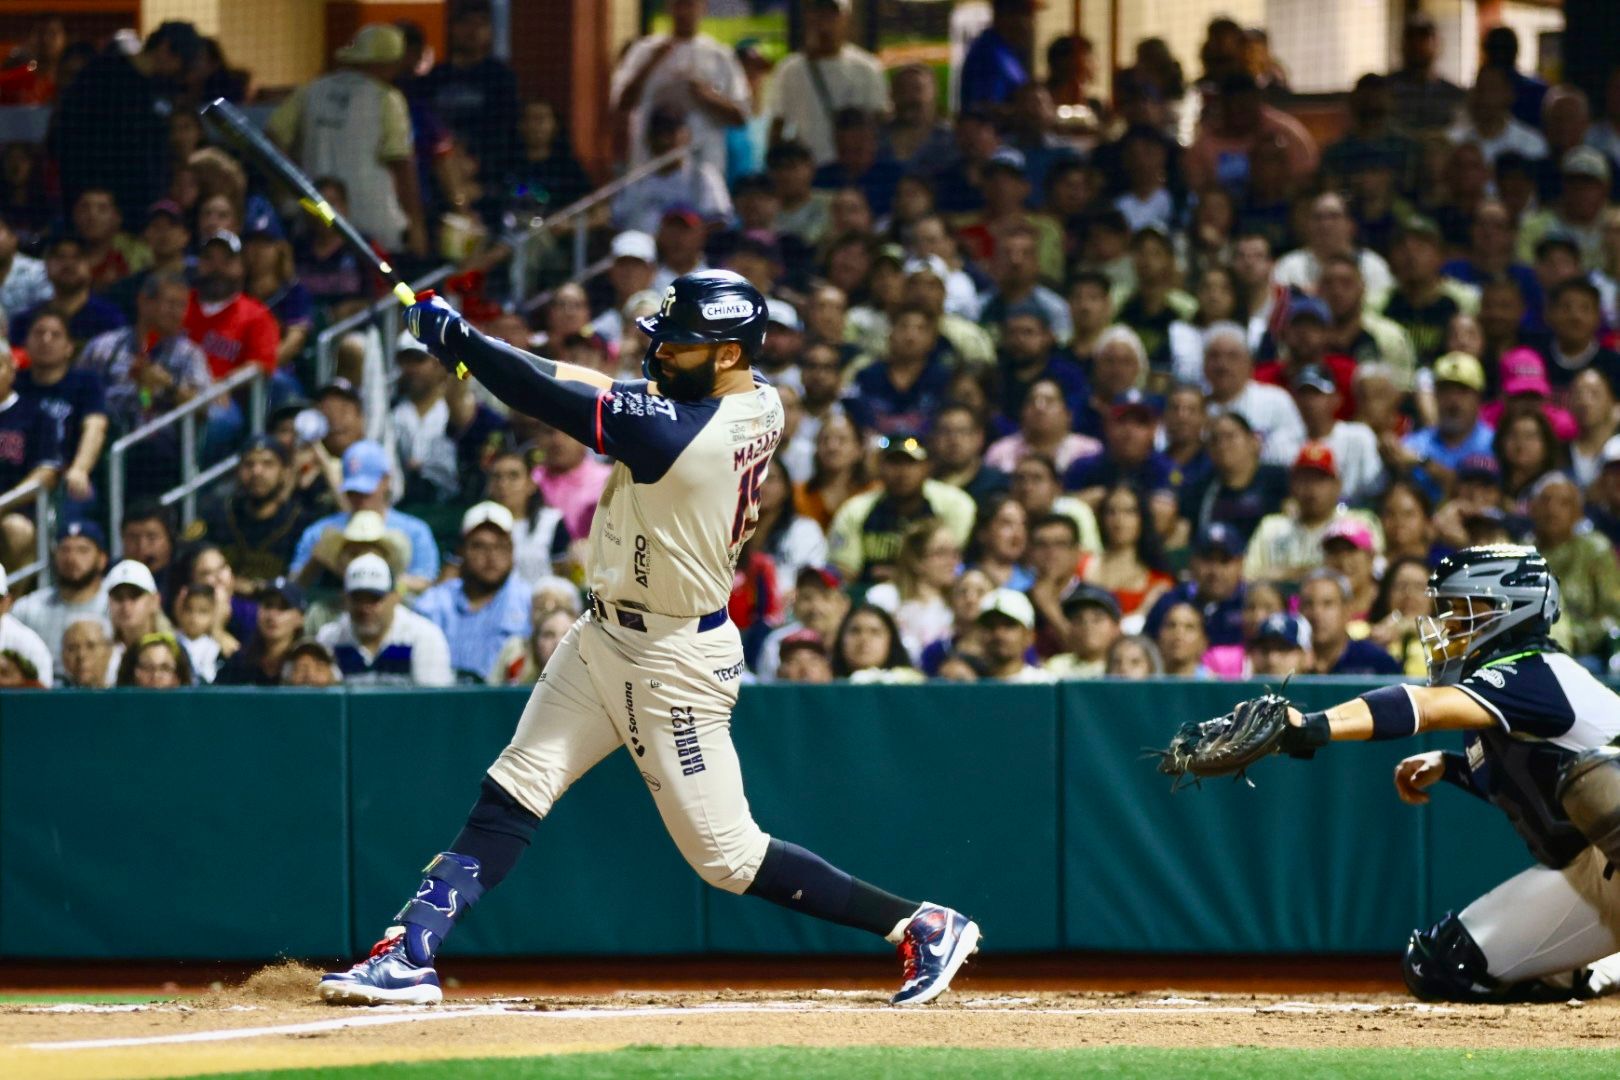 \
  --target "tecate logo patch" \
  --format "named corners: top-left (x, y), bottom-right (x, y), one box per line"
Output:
top-left (702, 300), bottom-right (755, 320)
